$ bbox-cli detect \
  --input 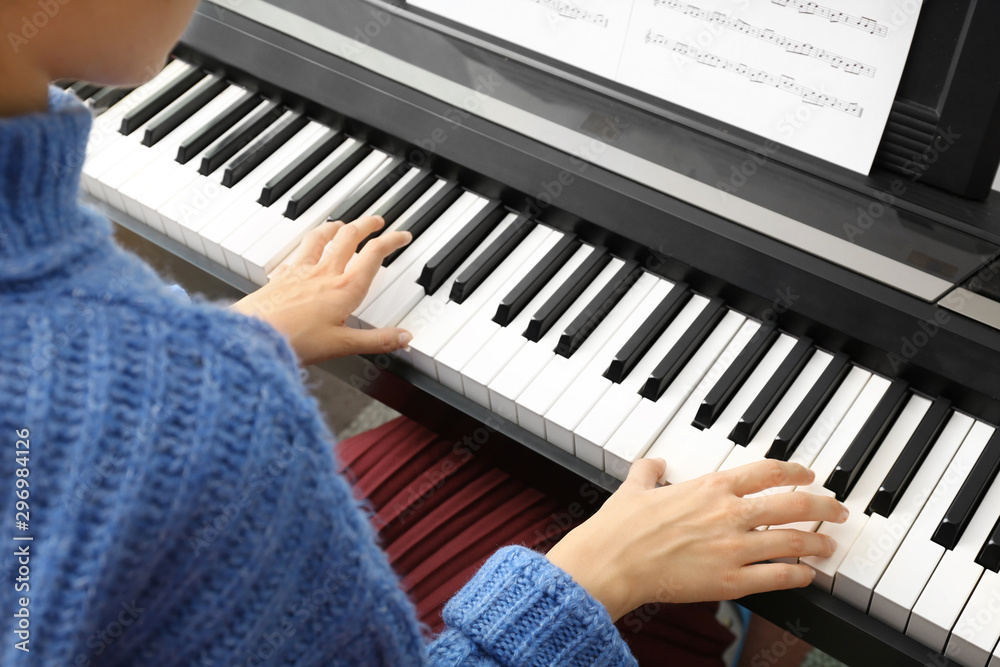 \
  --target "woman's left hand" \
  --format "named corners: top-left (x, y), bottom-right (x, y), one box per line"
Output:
top-left (231, 216), bottom-right (413, 365)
